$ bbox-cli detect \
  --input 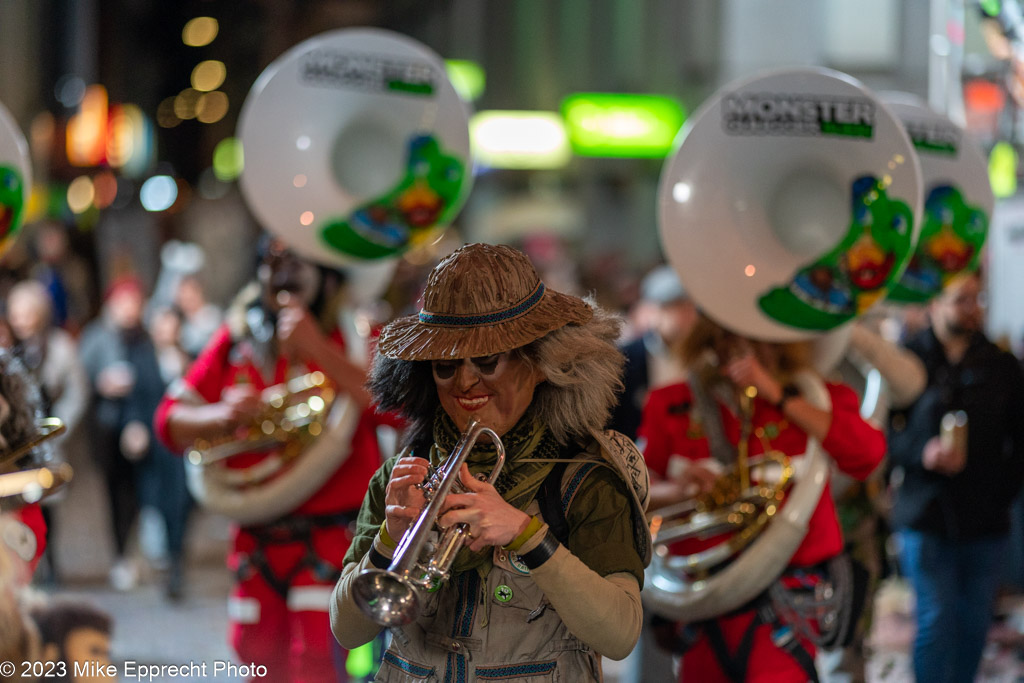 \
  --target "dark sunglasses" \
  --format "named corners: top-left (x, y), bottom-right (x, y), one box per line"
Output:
top-left (431, 353), bottom-right (507, 380)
